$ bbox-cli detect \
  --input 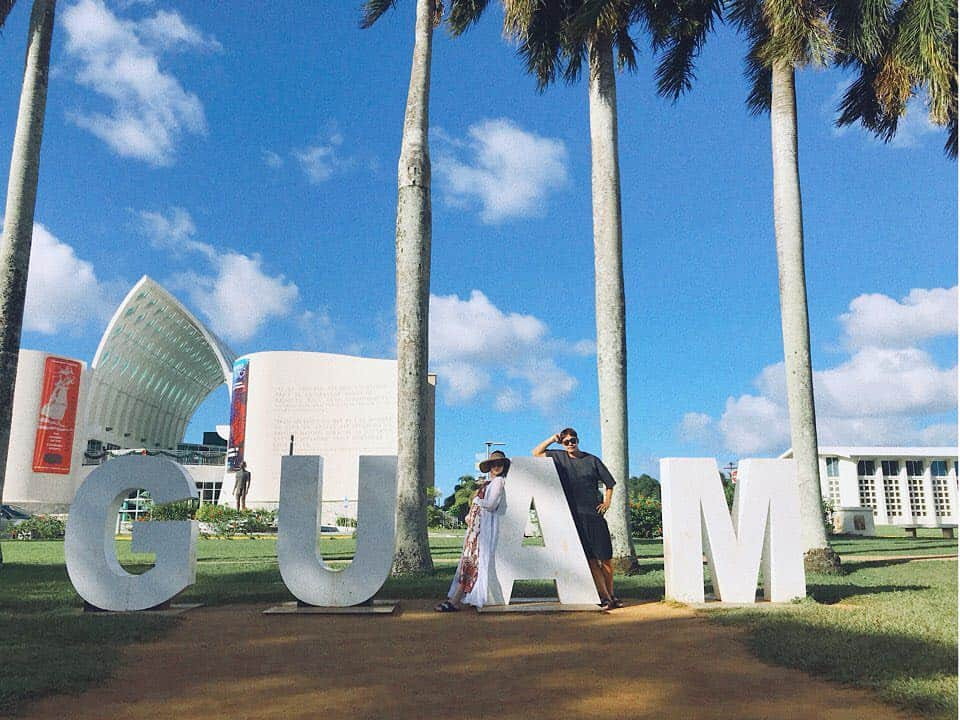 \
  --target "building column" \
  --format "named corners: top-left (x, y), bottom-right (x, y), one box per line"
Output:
top-left (920, 463), bottom-right (936, 525)
top-left (898, 463), bottom-right (913, 527)
top-left (872, 460), bottom-right (887, 523)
